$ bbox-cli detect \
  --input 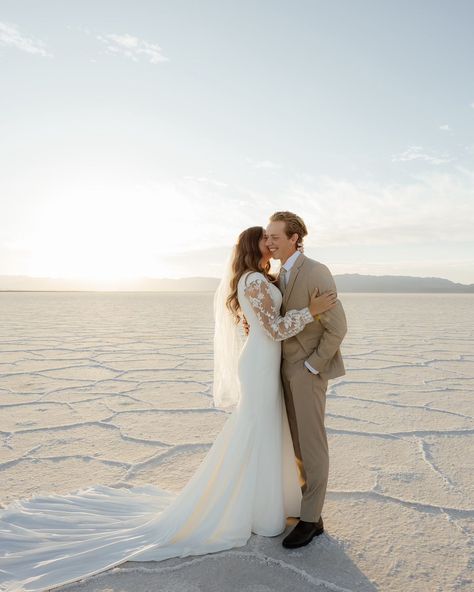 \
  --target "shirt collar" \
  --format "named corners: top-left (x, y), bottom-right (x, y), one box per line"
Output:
top-left (281, 250), bottom-right (301, 274)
